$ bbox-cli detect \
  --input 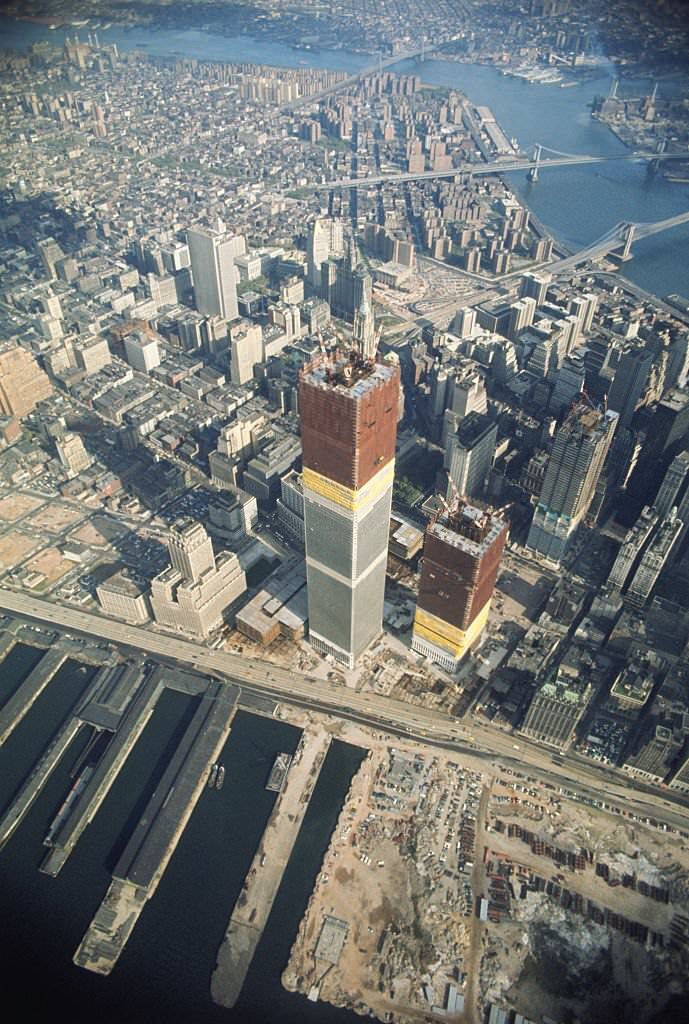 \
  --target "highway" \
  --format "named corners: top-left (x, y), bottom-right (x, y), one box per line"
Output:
top-left (3, 587), bottom-right (689, 832)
